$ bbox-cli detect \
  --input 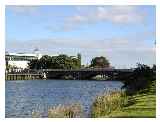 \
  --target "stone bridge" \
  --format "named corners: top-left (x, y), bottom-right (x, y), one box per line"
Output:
top-left (40, 68), bottom-right (134, 80)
